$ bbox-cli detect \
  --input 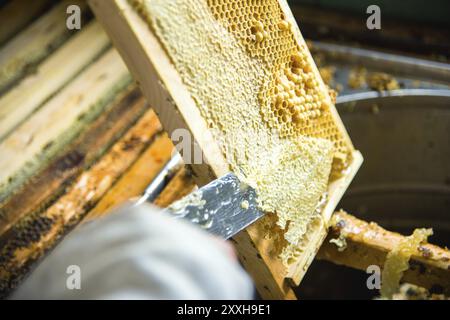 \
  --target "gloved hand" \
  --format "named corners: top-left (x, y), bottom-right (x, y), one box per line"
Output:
top-left (11, 203), bottom-right (254, 300)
